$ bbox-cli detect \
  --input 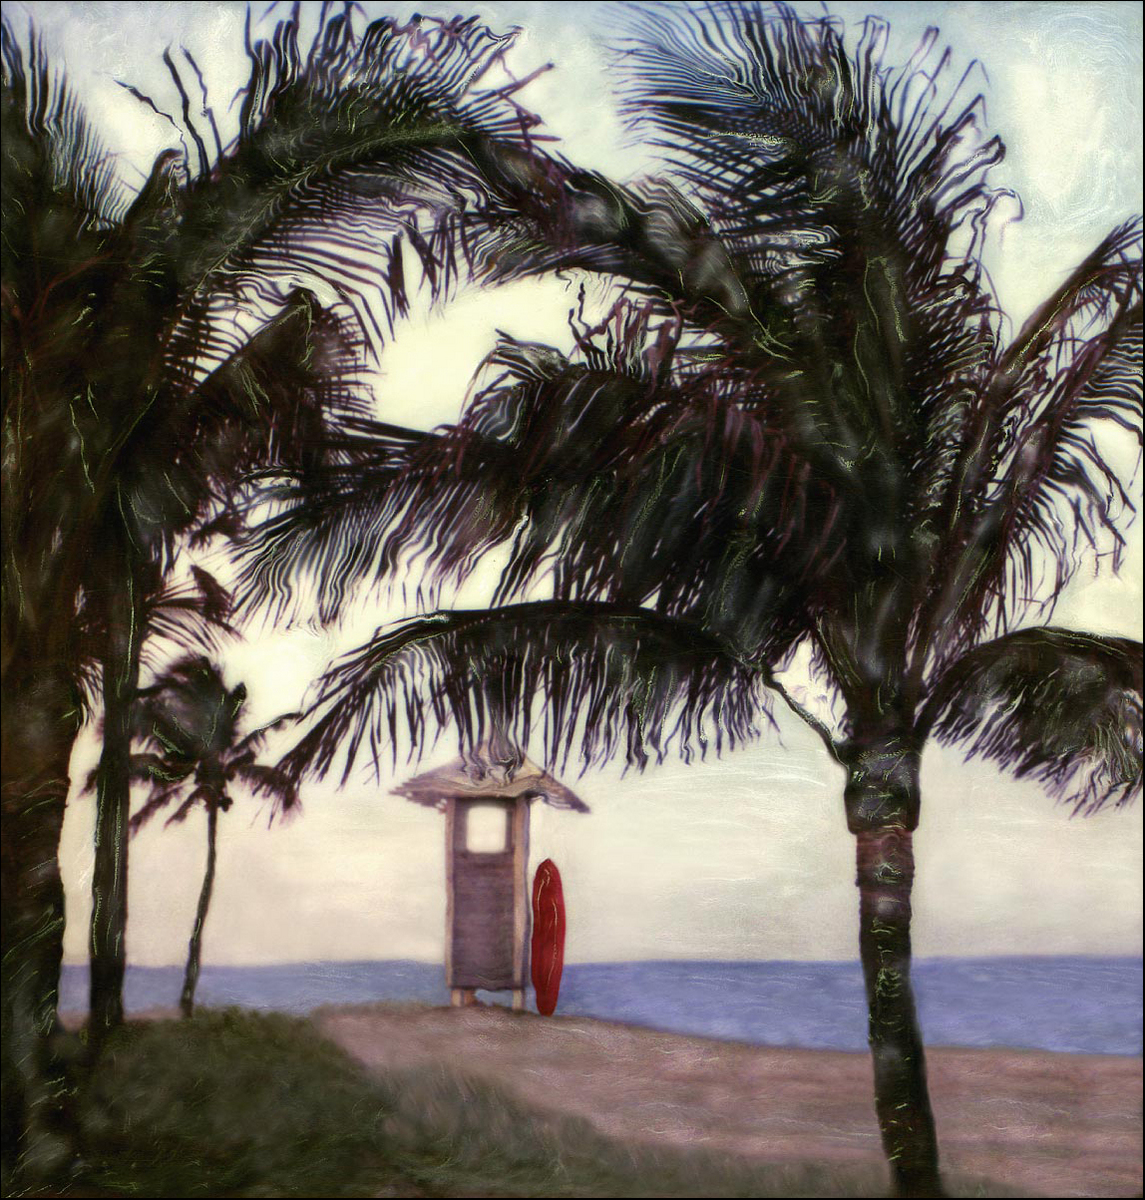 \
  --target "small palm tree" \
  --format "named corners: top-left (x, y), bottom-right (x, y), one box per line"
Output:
top-left (3, 6), bottom-right (557, 1173)
top-left (240, 7), bottom-right (1143, 1195)
top-left (125, 658), bottom-right (298, 1019)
